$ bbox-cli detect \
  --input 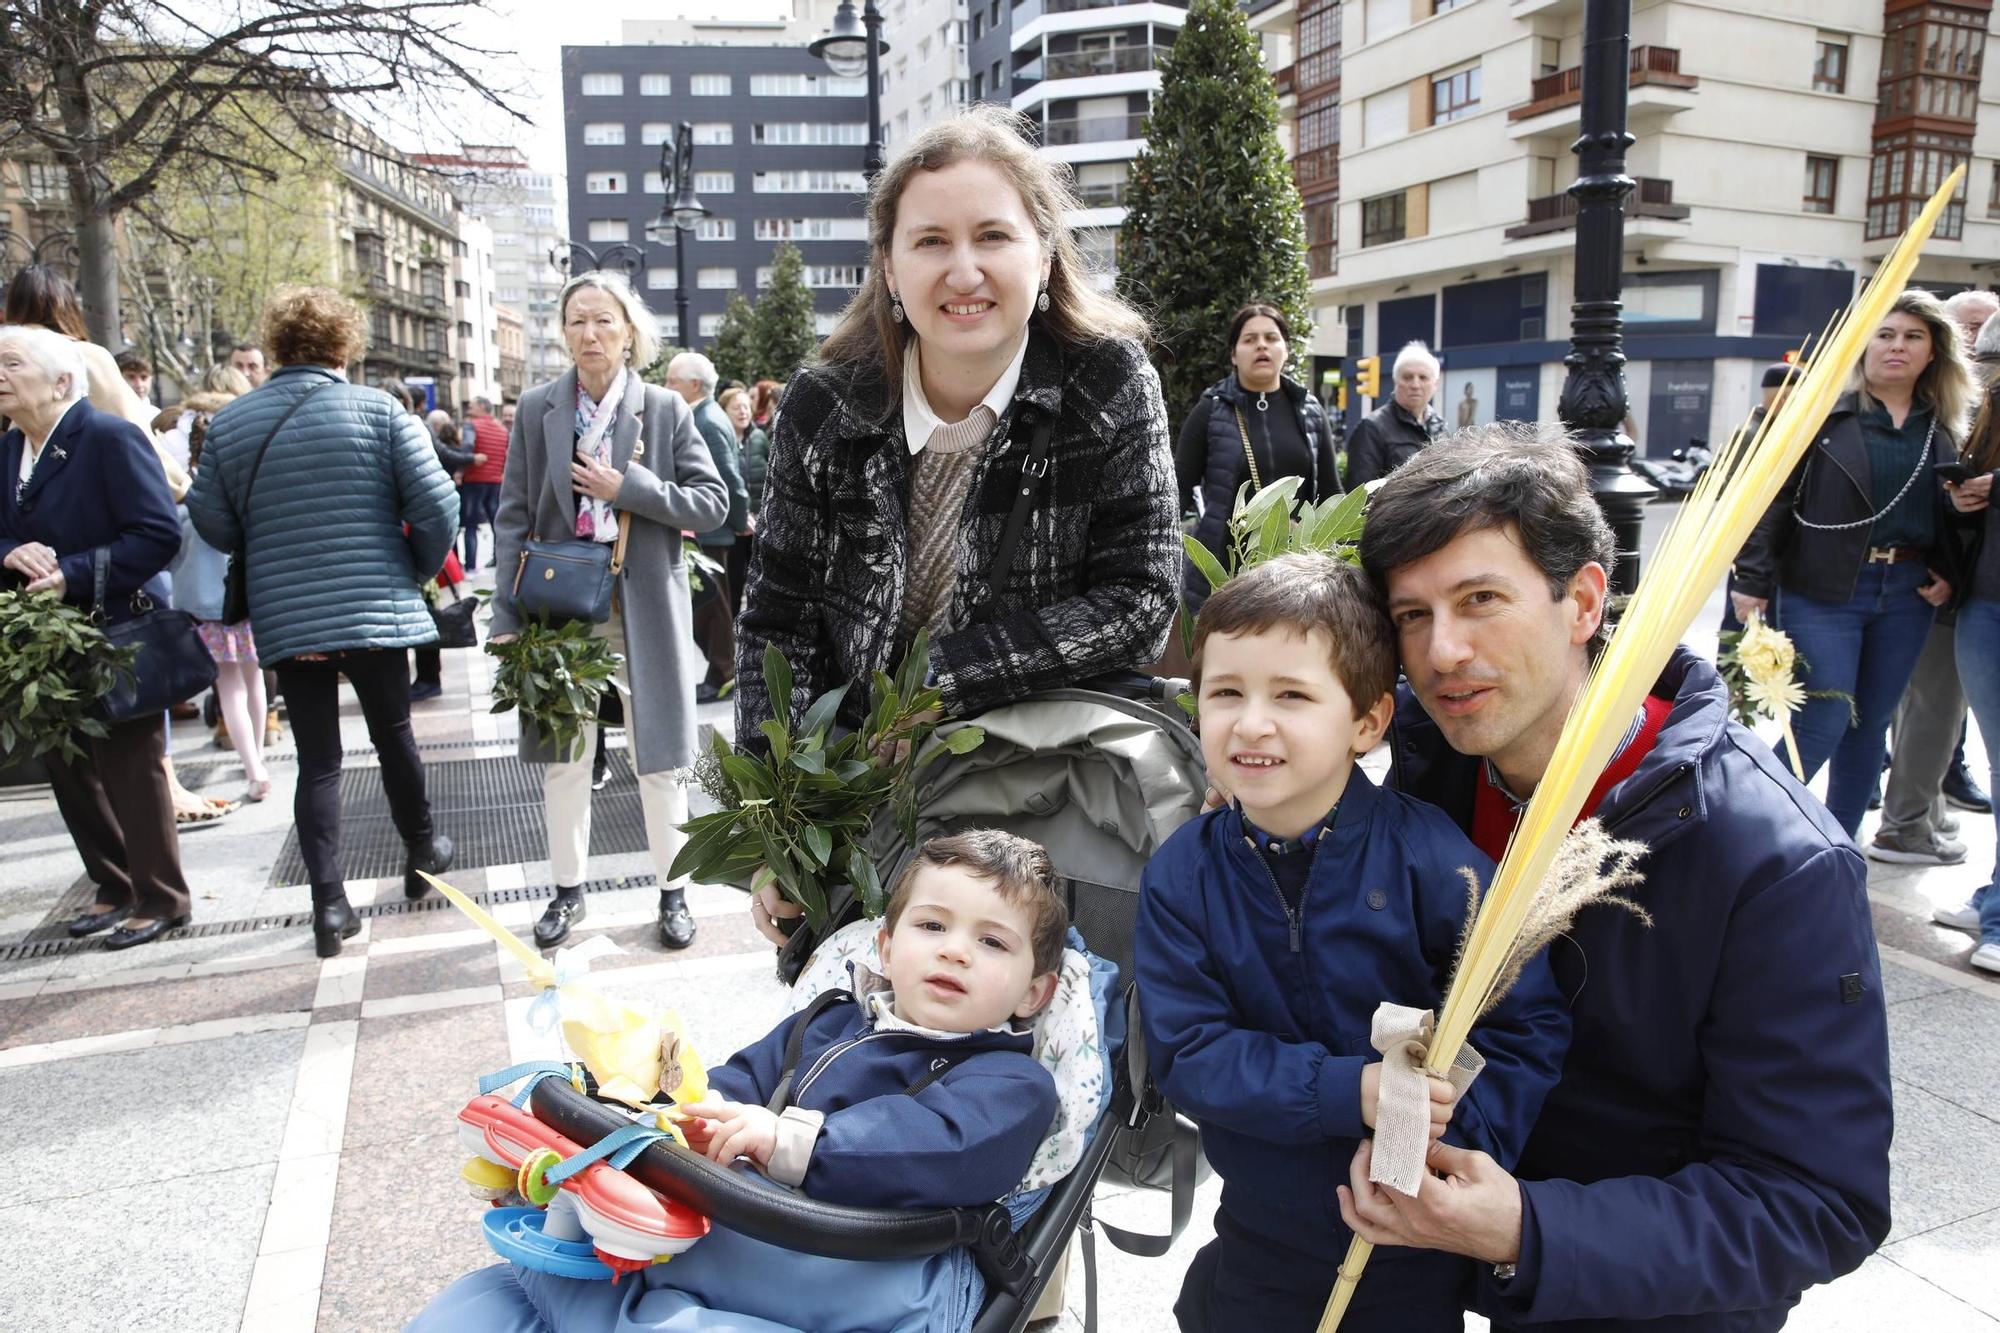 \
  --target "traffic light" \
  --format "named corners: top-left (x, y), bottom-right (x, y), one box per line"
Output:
top-left (1355, 356), bottom-right (1381, 400)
